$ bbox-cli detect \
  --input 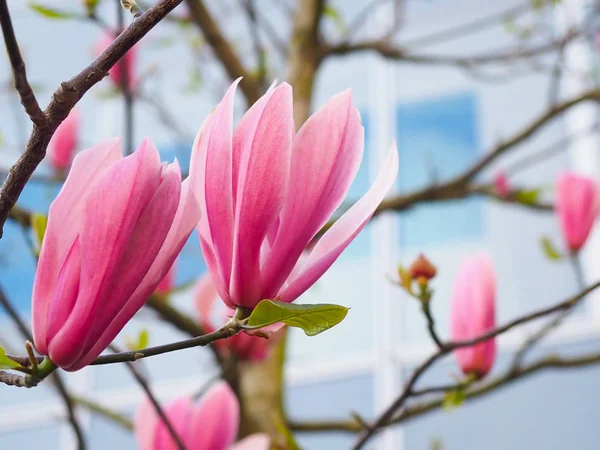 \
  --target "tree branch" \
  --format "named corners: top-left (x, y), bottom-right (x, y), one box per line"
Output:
top-left (184, 0), bottom-right (262, 104)
top-left (0, 0), bottom-right (185, 237)
top-left (0, 0), bottom-right (47, 128)
top-left (349, 279), bottom-right (600, 449)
